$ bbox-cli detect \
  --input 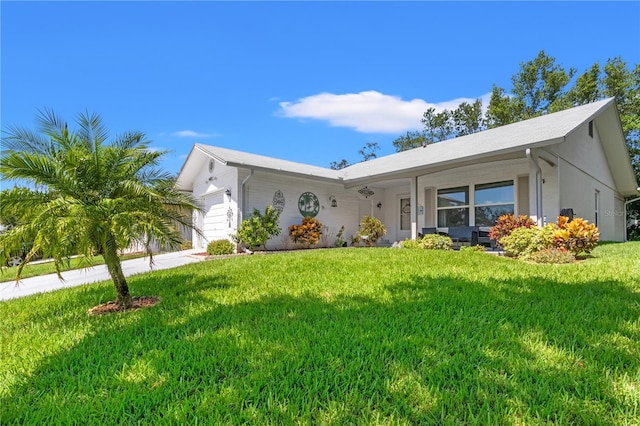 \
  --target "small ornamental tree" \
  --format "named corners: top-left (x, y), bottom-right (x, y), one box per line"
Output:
top-left (289, 217), bottom-right (323, 247)
top-left (233, 205), bottom-right (281, 250)
top-left (0, 110), bottom-right (199, 308)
